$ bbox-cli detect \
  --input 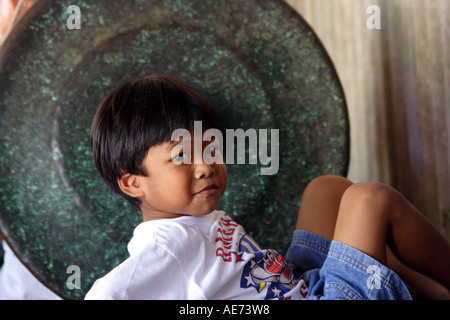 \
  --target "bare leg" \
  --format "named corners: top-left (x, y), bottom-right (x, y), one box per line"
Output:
top-left (296, 175), bottom-right (353, 240)
top-left (386, 248), bottom-right (450, 300)
top-left (333, 182), bottom-right (450, 291)
top-left (297, 176), bottom-right (450, 298)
